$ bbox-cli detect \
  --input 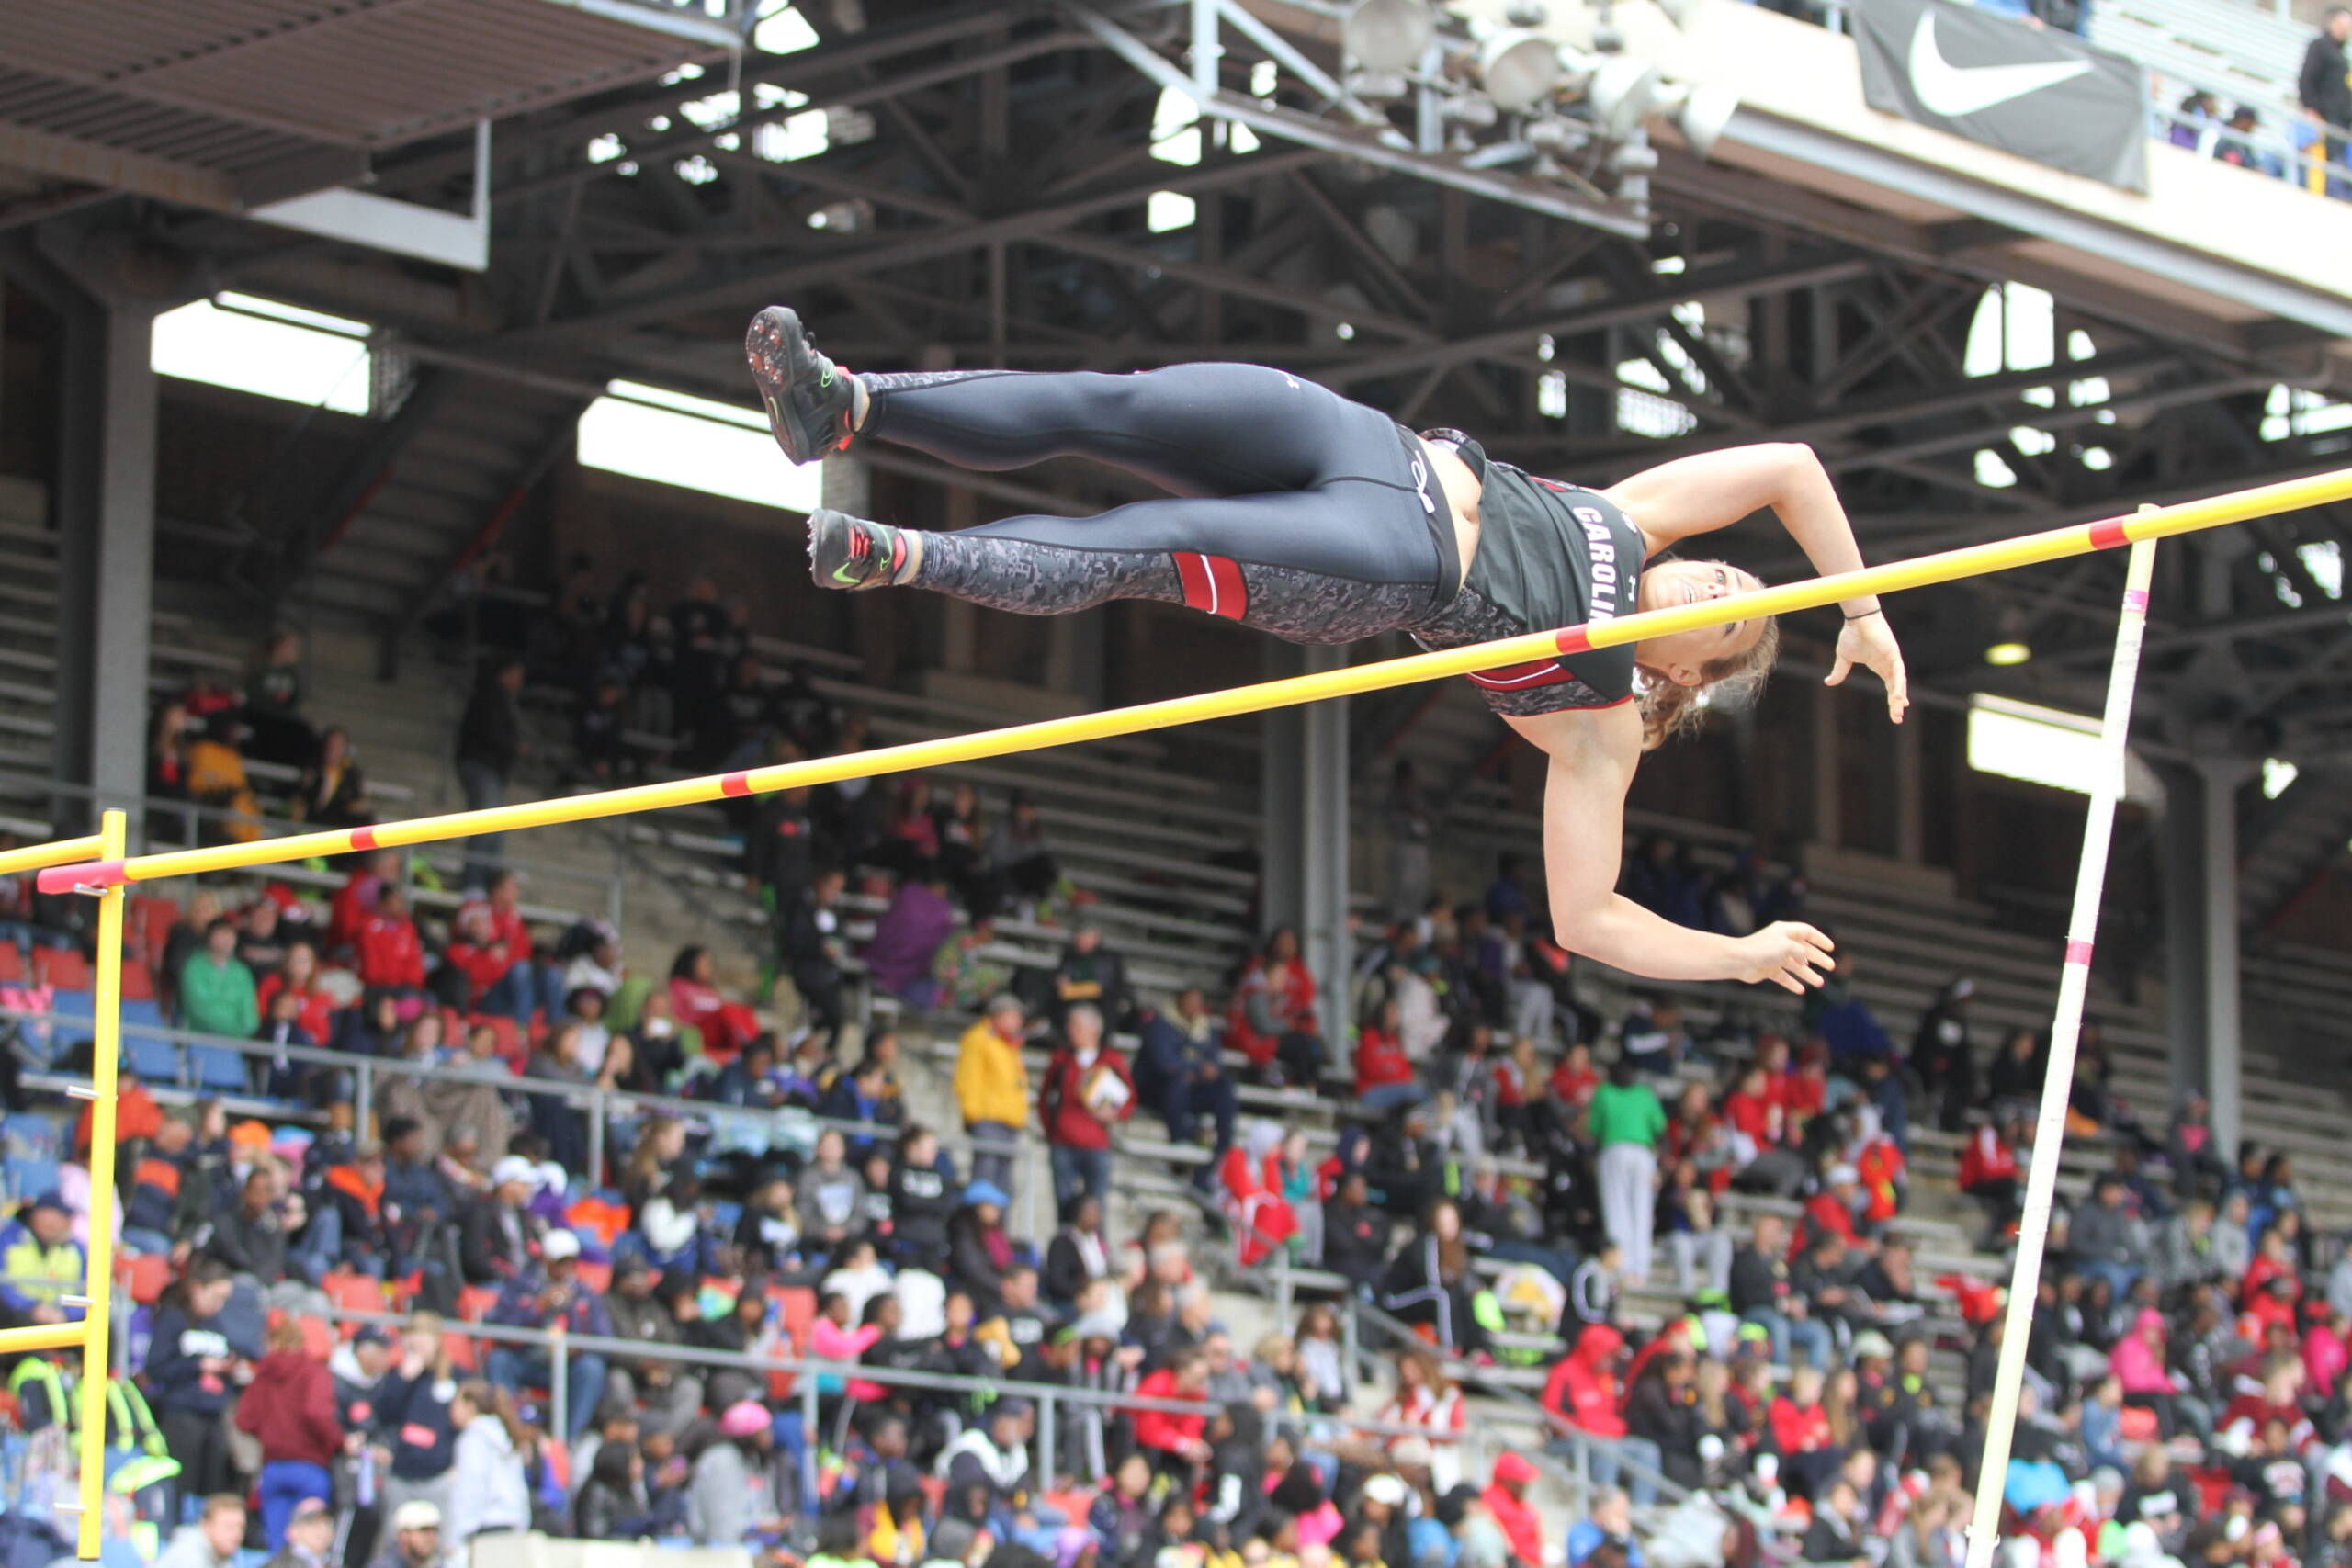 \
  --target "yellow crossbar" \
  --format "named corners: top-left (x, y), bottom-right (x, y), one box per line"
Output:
top-left (0, 1320), bottom-right (98, 1355)
top-left (0, 835), bottom-right (104, 878)
top-left (38, 464), bottom-right (2352, 897)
